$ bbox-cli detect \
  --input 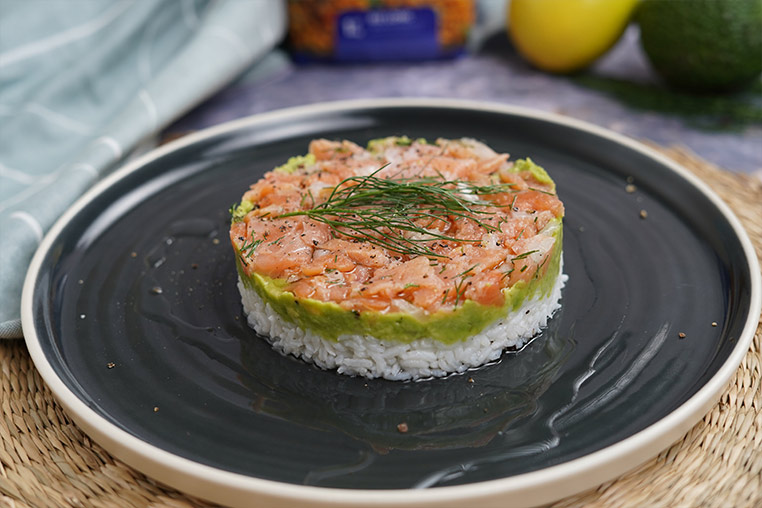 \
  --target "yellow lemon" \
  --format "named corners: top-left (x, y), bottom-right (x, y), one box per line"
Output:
top-left (508, 0), bottom-right (639, 73)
